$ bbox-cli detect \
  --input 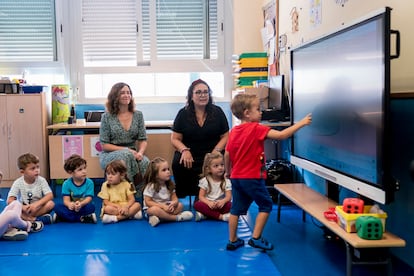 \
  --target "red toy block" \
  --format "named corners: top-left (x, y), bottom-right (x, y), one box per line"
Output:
top-left (342, 198), bottom-right (364, 214)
